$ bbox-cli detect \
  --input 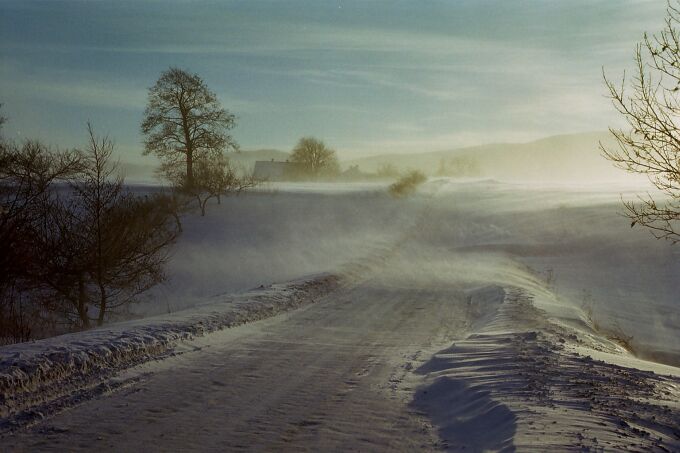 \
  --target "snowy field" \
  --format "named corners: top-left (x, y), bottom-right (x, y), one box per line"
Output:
top-left (142, 179), bottom-right (680, 365)
top-left (2, 179), bottom-right (680, 451)
top-left (134, 181), bottom-right (415, 315)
